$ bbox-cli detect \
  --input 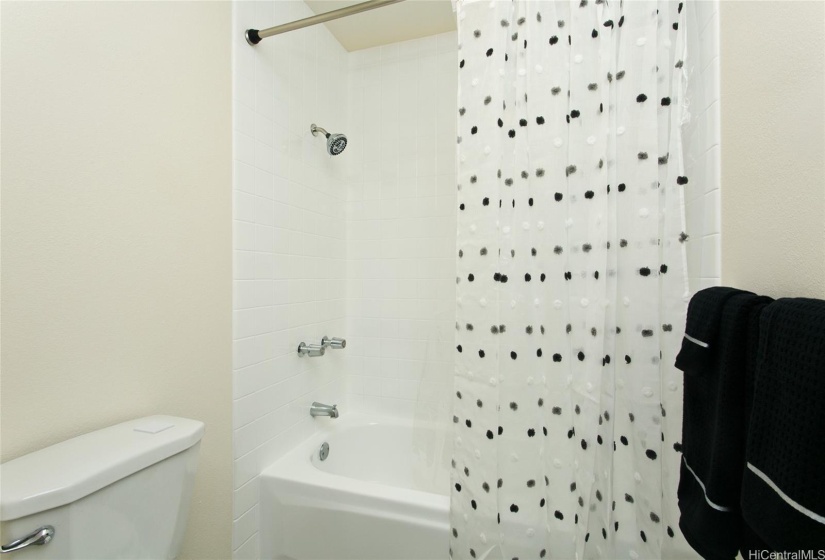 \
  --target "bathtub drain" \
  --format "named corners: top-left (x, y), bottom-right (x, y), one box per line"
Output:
top-left (319, 442), bottom-right (329, 461)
